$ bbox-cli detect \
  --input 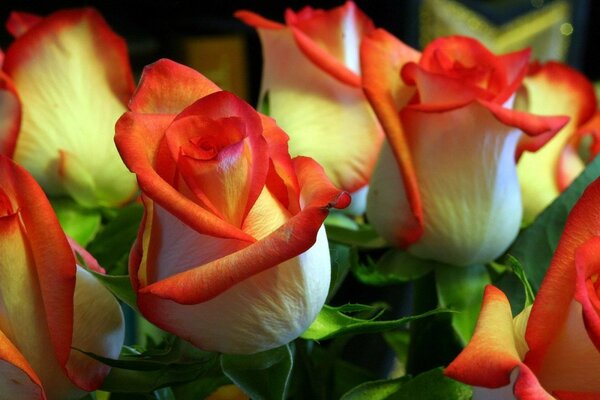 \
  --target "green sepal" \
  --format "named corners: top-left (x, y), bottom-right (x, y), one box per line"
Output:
top-left (221, 343), bottom-right (294, 400)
